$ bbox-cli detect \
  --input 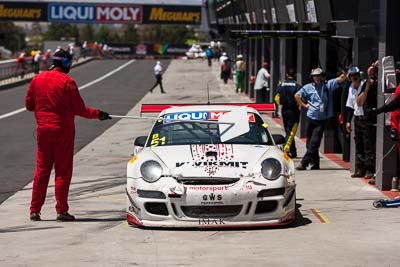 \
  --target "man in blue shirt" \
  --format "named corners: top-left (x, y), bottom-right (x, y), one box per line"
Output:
top-left (294, 67), bottom-right (347, 170)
